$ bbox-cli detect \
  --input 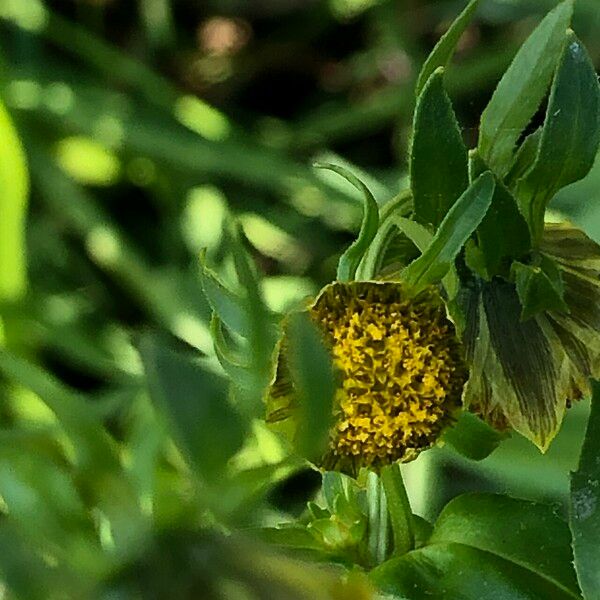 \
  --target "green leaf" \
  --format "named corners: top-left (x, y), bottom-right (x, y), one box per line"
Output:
top-left (442, 411), bottom-right (506, 461)
top-left (0, 351), bottom-right (142, 551)
top-left (0, 522), bottom-right (61, 600)
top-left (356, 191), bottom-right (413, 280)
top-left (313, 163), bottom-right (379, 282)
top-left (478, 0), bottom-right (574, 175)
top-left (285, 311), bottom-right (335, 461)
top-left (410, 68), bottom-right (469, 228)
top-left (322, 471), bottom-right (356, 514)
top-left (199, 250), bottom-right (250, 338)
top-left (415, 0), bottom-right (480, 97)
top-left (505, 128), bottom-right (542, 188)
top-left (226, 223), bottom-right (279, 406)
top-left (251, 526), bottom-right (325, 553)
top-left (372, 493), bottom-right (580, 599)
top-left (210, 314), bottom-right (255, 390)
top-left (0, 350), bottom-right (119, 472)
top-left (371, 543), bottom-right (577, 599)
top-left (380, 464), bottom-right (414, 557)
top-left (0, 100), bottom-right (29, 301)
top-left (402, 172), bottom-right (495, 291)
top-left (139, 333), bottom-right (245, 482)
top-left (392, 216), bottom-right (459, 299)
top-left (469, 150), bottom-right (531, 277)
top-left (512, 256), bottom-right (569, 321)
top-left (515, 31), bottom-right (600, 244)
top-left (570, 383), bottom-right (600, 598)
top-left (430, 494), bottom-right (581, 597)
